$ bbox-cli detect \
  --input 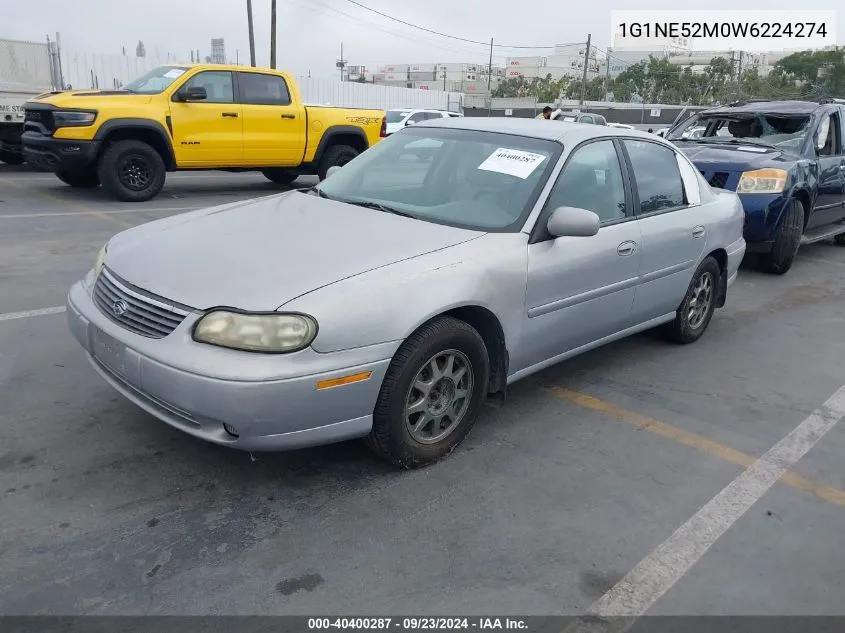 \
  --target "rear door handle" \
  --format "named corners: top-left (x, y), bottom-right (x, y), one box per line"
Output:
top-left (692, 225), bottom-right (706, 238)
top-left (221, 112), bottom-right (238, 118)
top-left (280, 113), bottom-right (296, 119)
top-left (617, 241), bottom-right (637, 256)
